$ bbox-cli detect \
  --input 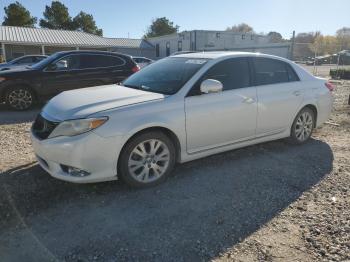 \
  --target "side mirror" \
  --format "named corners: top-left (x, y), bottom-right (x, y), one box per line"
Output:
top-left (200, 79), bottom-right (223, 94)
